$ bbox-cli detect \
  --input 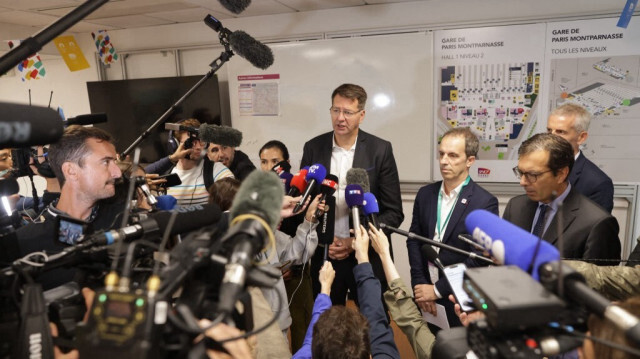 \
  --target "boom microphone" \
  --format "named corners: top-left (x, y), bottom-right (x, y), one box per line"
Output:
top-left (218, 0), bottom-right (251, 14)
top-left (315, 174), bottom-right (338, 219)
top-left (362, 192), bottom-right (380, 230)
top-left (204, 14), bottom-right (274, 70)
top-left (199, 124), bottom-right (242, 147)
top-left (218, 171), bottom-right (283, 315)
top-left (293, 163), bottom-right (326, 213)
top-left (465, 210), bottom-right (559, 280)
top-left (0, 102), bottom-right (64, 148)
top-left (65, 113), bottom-right (107, 127)
top-left (85, 204), bottom-right (222, 246)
